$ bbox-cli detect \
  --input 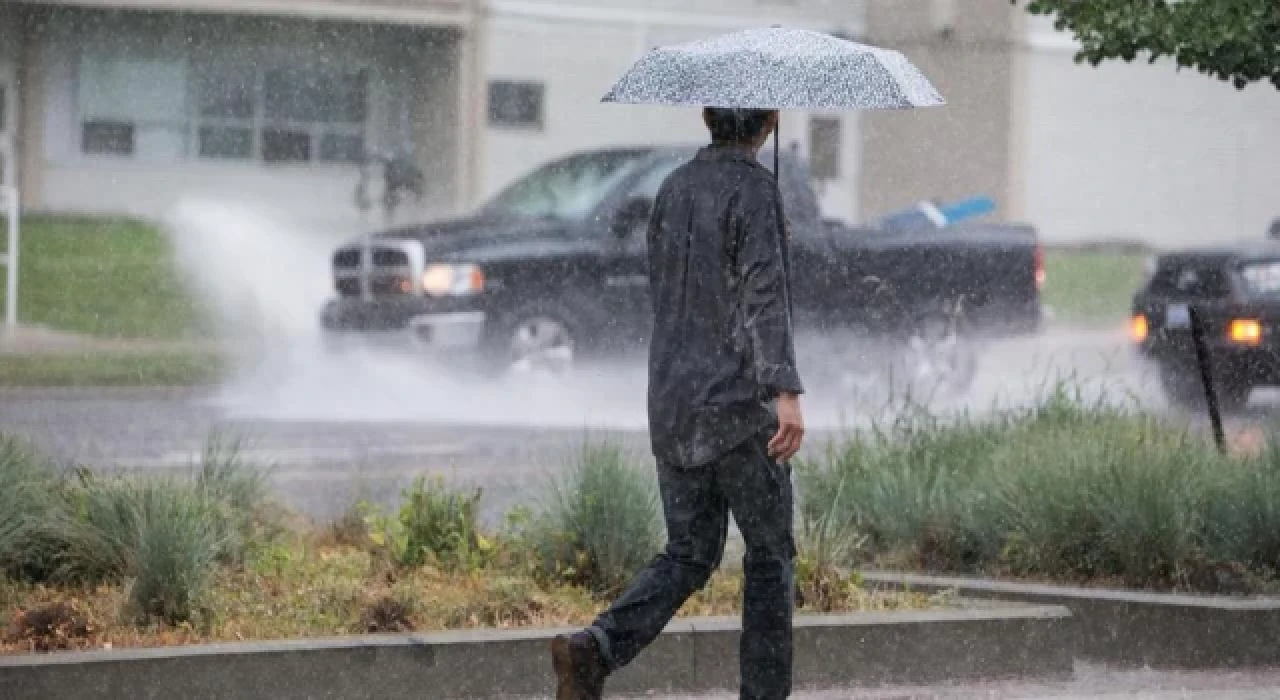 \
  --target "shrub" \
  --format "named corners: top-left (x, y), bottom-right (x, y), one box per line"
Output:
top-left (362, 476), bottom-right (491, 572)
top-left (524, 440), bottom-right (663, 595)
